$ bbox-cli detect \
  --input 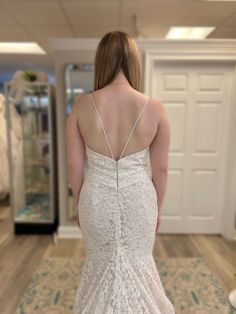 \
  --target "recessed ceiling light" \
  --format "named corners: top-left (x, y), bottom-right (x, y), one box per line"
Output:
top-left (166, 27), bottom-right (215, 39)
top-left (0, 42), bottom-right (46, 54)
